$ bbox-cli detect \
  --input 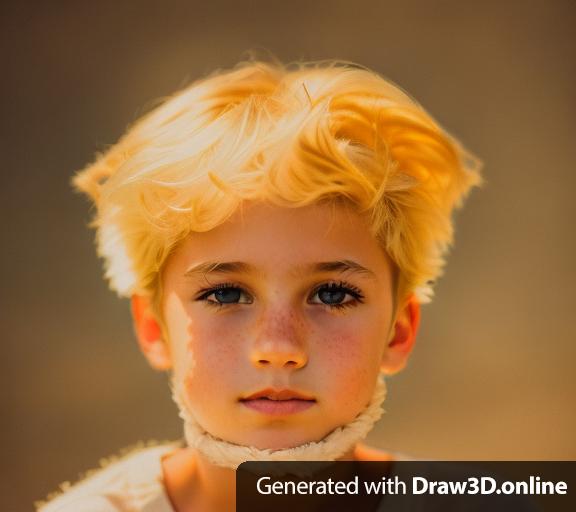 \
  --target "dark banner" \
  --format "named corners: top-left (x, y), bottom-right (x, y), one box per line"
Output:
top-left (237, 461), bottom-right (575, 511)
